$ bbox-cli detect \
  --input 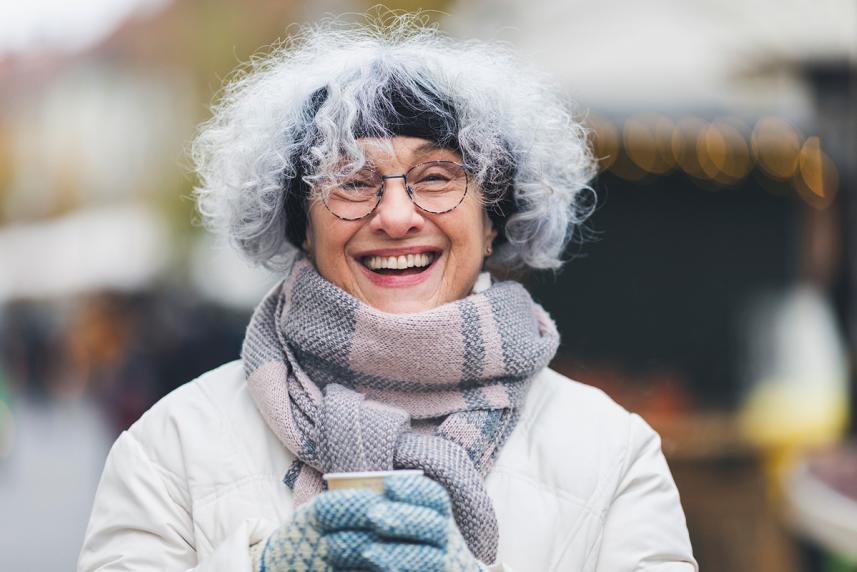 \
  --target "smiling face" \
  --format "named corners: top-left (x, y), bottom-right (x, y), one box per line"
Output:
top-left (303, 136), bottom-right (497, 314)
